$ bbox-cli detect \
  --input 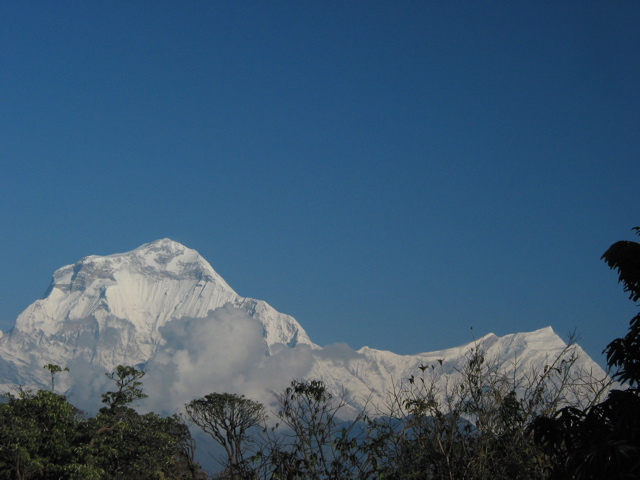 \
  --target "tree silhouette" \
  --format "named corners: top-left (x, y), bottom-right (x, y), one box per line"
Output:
top-left (534, 227), bottom-right (640, 479)
top-left (602, 226), bottom-right (640, 387)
